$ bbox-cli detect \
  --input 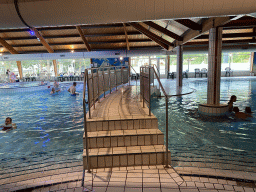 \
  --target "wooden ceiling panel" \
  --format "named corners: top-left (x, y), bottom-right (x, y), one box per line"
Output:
top-left (52, 44), bottom-right (86, 50)
top-left (47, 37), bottom-right (82, 43)
top-left (40, 29), bottom-right (78, 36)
top-left (82, 27), bottom-right (125, 34)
